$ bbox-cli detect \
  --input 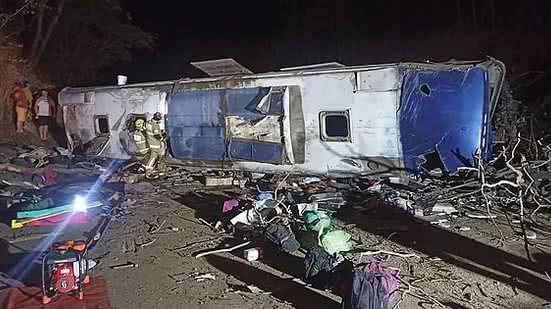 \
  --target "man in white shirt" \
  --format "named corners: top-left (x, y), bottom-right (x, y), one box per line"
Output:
top-left (34, 89), bottom-right (56, 141)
